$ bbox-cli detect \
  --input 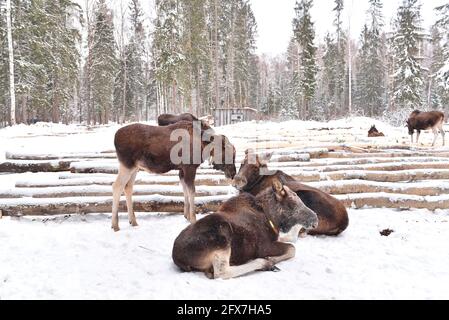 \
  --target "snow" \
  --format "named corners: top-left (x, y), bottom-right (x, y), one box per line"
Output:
top-left (1, 209), bottom-right (448, 300)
